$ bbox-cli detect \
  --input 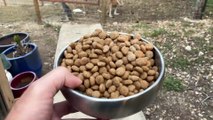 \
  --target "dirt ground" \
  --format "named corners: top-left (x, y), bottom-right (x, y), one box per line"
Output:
top-left (0, 0), bottom-right (212, 119)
